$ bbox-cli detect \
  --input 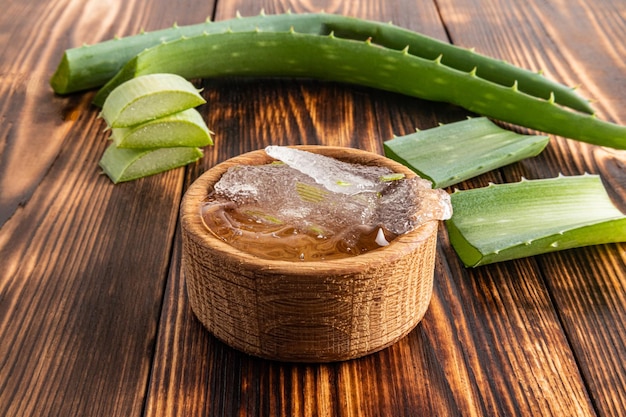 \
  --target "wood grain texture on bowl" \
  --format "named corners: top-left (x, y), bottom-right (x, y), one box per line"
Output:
top-left (180, 146), bottom-right (439, 362)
